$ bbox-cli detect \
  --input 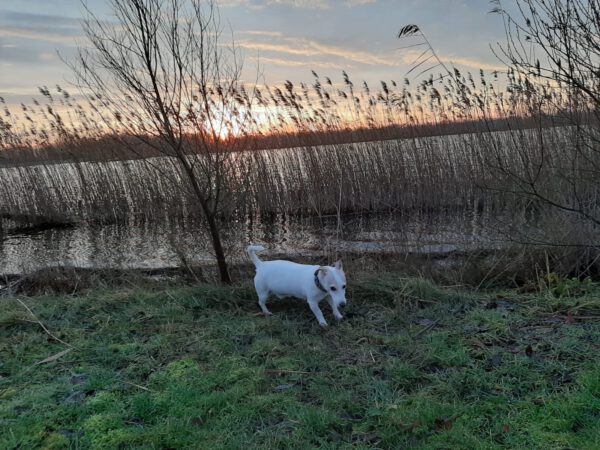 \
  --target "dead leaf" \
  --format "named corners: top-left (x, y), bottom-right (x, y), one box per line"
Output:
top-left (502, 424), bottom-right (510, 433)
top-left (34, 348), bottom-right (72, 366)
